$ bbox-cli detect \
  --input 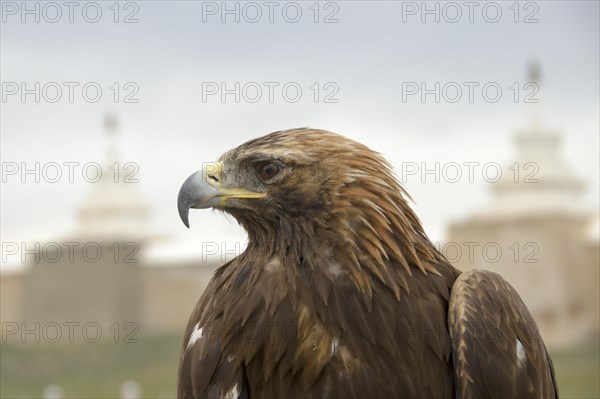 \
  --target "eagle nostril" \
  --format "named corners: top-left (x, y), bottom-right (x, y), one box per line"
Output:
top-left (207, 174), bottom-right (219, 183)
